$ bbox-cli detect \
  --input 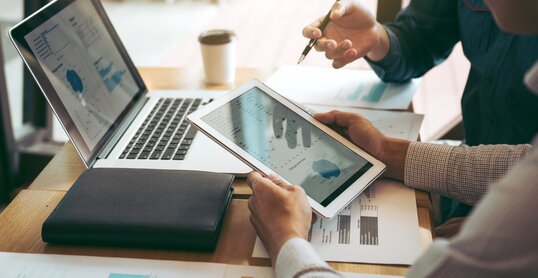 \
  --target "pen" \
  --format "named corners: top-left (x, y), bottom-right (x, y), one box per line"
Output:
top-left (297, 1), bottom-right (338, 64)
